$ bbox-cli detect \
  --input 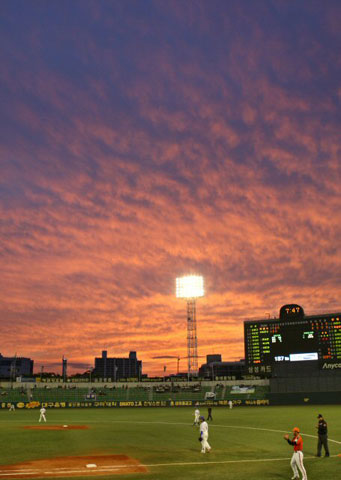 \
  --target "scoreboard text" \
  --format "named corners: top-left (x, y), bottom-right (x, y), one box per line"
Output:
top-left (245, 307), bottom-right (341, 366)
